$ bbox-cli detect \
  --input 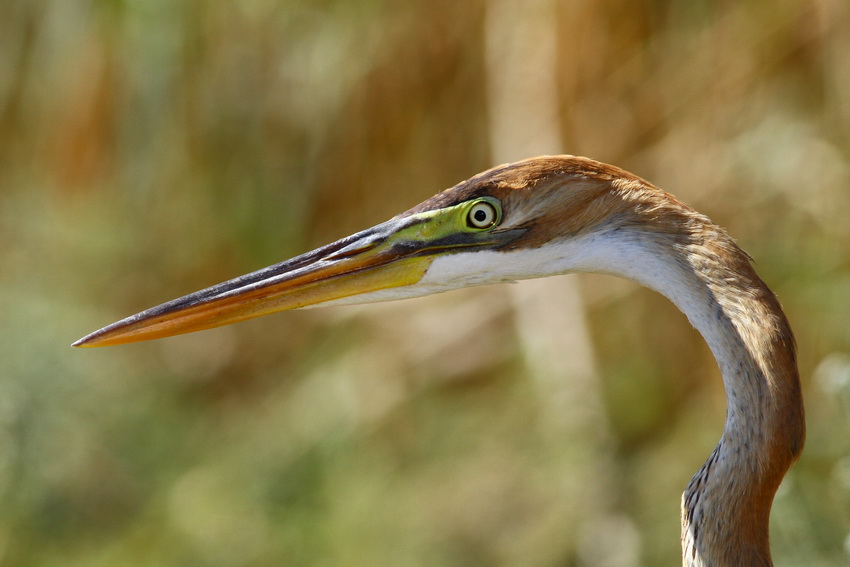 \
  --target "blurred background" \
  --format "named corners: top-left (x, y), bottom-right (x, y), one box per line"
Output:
top-left (2, 0), bottom-right (849, 565)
